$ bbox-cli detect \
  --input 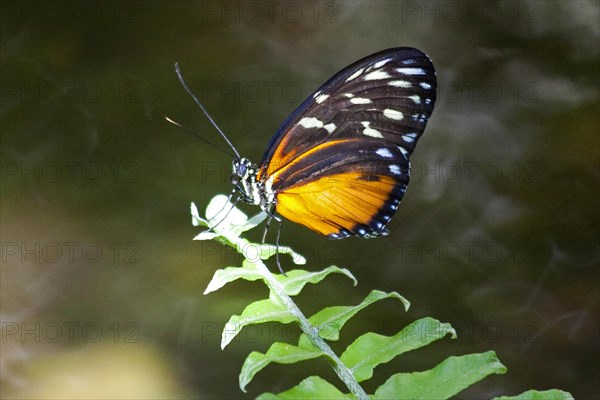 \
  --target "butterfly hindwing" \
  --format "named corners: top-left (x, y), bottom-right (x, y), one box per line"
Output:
top-left (272, 138), bottom-right (409, 238)
top-left (256, 47), bottom-right (437, 238)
